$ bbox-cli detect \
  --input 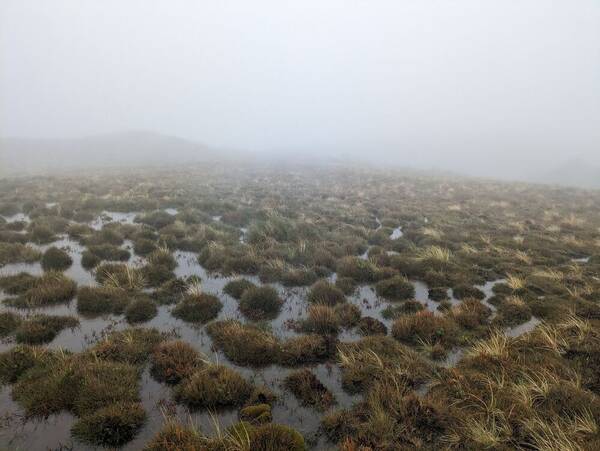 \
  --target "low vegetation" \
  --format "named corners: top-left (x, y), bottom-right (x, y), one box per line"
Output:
top-left (1, 165), bottom-right (600, 449)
